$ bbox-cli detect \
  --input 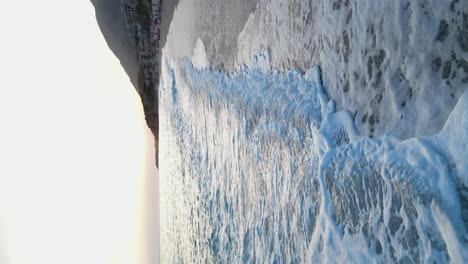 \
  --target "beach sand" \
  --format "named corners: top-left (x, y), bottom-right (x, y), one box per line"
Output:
top-left (163, 0), bottom-right (257, 70)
